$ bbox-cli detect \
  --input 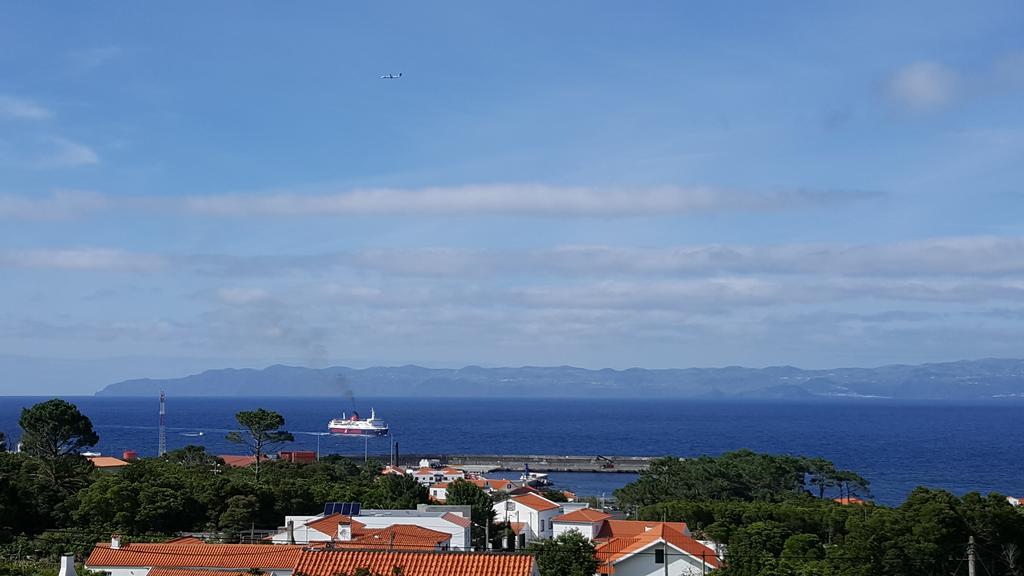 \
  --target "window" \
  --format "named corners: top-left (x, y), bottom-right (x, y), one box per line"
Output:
top-left (539, 519), bottom-right (545, 531)
top-left (505, 501), bottom-right (516, 511)
top-left (655, 548), bottom-right (665, 564)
